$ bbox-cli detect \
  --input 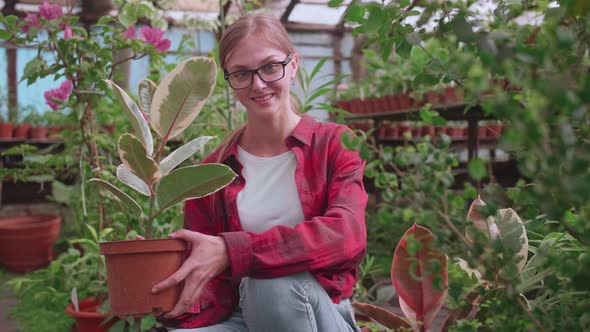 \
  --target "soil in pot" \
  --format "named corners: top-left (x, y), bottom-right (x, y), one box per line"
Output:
top-left (0, 215), bottom-right (61, 273)
top-left (66, 297), bottom-right (116, 332)
top-left (99, 238), bottom-right (188, 316)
